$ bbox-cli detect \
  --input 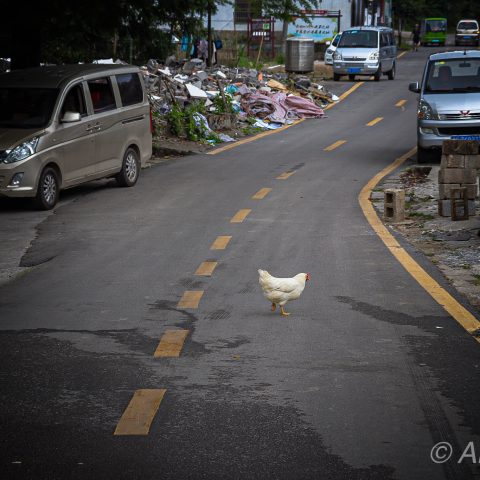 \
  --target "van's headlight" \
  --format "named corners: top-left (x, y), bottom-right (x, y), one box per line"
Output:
top-left (333, 51), bottom-right (342, 61)
top-left (368, 51), bottom-right (379, 61)
top-left (418, 100), bottom-right (436, 120)
top-left (3, 137), bottom-right (39, 164)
